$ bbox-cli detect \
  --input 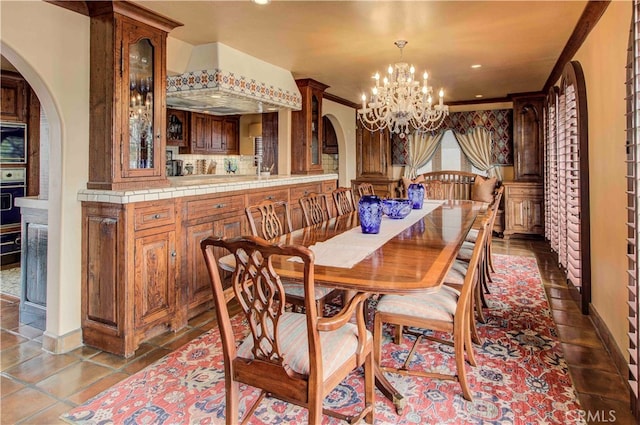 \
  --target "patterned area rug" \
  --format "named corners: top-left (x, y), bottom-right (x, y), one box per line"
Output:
top-left (0, 267), bottom-right (21, 298)
top-left (61, 255), bottom-right (584, 424)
